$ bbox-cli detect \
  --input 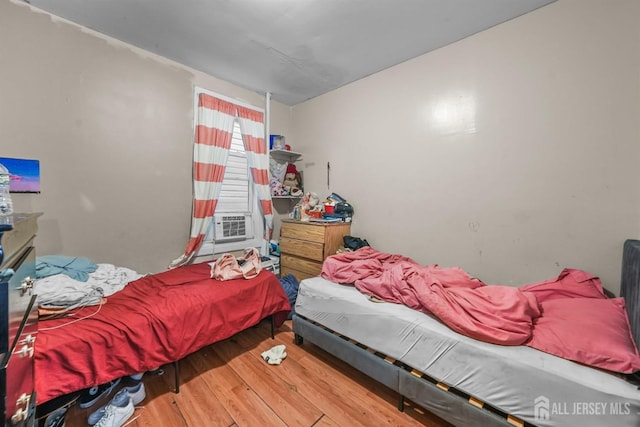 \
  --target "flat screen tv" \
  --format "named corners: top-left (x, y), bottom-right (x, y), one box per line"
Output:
top-left (0, 157), bottom-right (41, 193)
